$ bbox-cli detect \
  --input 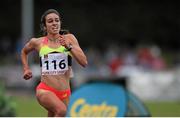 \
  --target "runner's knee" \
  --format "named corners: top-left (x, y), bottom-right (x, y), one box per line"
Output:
top-left (54, 106), bottom-right (67, 116)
